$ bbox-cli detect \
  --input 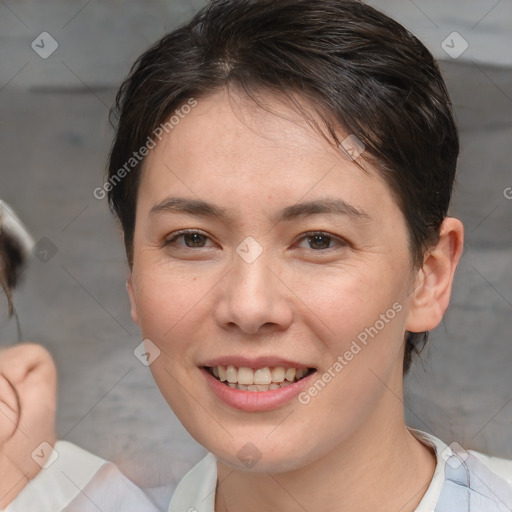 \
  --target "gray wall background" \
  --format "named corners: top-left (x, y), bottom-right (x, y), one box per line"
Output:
top-left (1, 0), bottom-right (511, 489)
